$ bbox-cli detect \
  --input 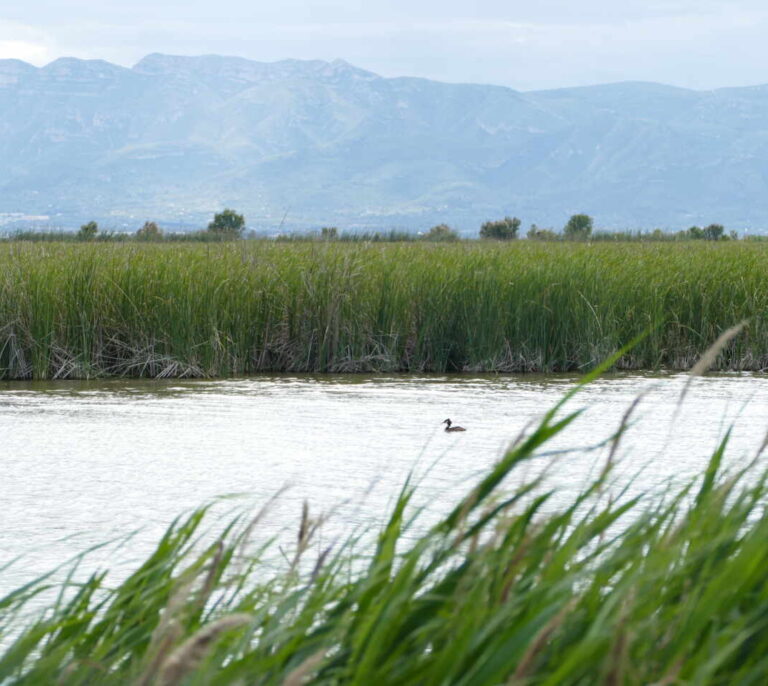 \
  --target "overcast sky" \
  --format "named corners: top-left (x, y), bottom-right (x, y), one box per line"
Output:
top-left (2, 1), bottom-right (768, 90)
